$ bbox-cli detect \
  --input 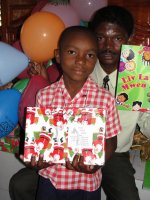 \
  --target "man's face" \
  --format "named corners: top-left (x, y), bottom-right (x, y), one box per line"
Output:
top-left (95, 22), bottom-right (128, 73)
